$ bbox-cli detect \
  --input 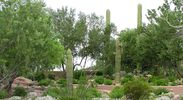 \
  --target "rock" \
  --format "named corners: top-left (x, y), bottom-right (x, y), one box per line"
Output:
top-left (8, 96), bottom-right (22, 100)
top-left (35, 95), bottom-right (56, 100)
top-left (12, 76), bottom-right (33, 88)
top-left (28, 92), bottom-right (38, 98)
top-left (156, 96), bottom-right (171, 100)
